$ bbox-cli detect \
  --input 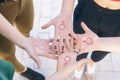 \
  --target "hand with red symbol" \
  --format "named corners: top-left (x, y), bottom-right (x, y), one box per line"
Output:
top-left (47, 51), bottom-right (88, 80)
top-left (25, 38), bottom-right (57, 68)
top-left (58, 52), bottom-right (77, 68)
top-left (41, 15), bottom-right (76, 55)
top-left (77, 22), bottom-right (100, 53)
top-left (56, 52), bottom-right (88, 78)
